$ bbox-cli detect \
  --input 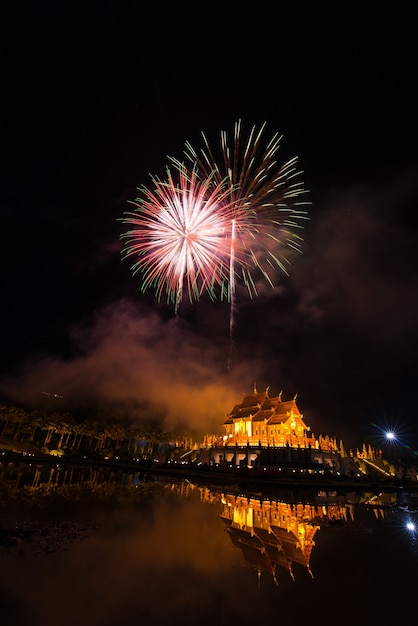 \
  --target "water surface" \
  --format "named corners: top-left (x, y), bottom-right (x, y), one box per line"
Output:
top-left (1, 467), bottom-right (417, 625)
